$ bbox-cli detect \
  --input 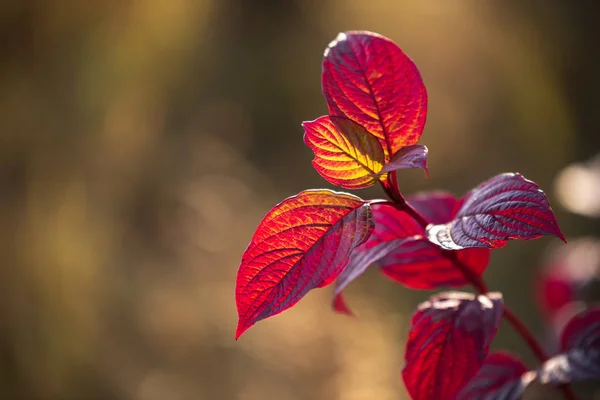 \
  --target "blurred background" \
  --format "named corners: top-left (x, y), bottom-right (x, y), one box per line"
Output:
top-left (0, 1), bottom-right (599, 399)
